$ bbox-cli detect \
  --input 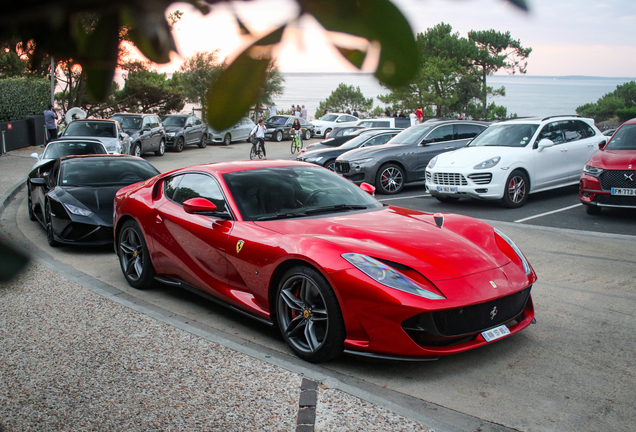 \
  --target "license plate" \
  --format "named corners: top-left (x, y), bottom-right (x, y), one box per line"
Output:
top-left (611, 188), bottom-right (636, 196)
top-left (481, 324), bottom-right (511, 342)
top-left (437, 186), bottom-right (458, 193)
